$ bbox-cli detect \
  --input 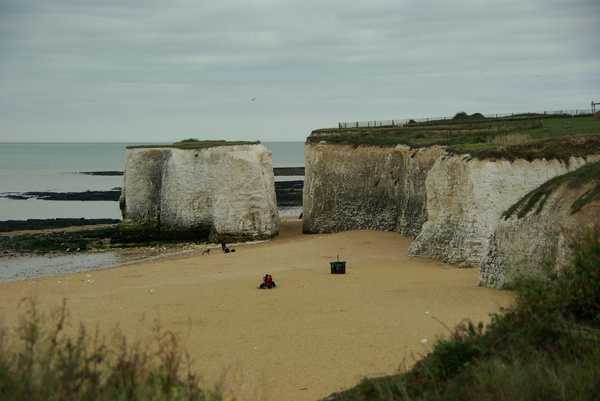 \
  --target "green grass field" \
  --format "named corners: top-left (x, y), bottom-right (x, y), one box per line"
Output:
top-left (310, 114), bottom-right (600, 161)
